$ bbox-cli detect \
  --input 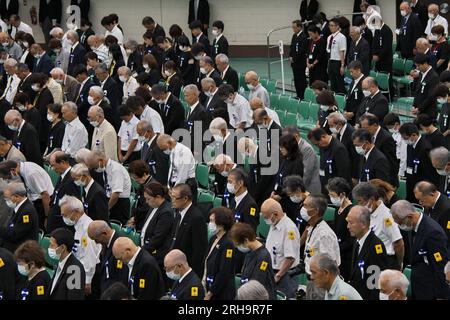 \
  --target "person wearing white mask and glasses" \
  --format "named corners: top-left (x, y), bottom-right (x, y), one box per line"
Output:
top-left (378, 269), bottom-right (409, 300)
top-left (424, 3), bottom-right (448, 38)
top-left (246, 71), bottom-right (270, 109)
top-left (430, 146), bottom-right (450, 195)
